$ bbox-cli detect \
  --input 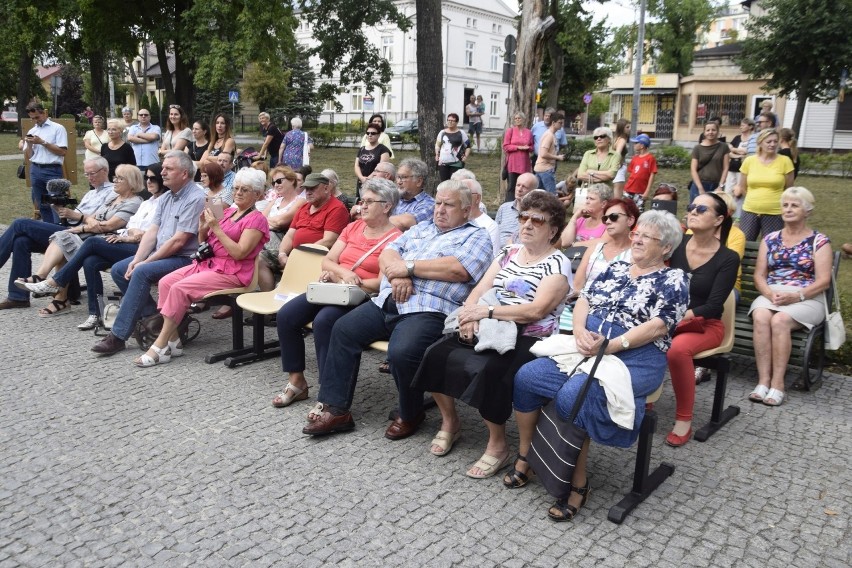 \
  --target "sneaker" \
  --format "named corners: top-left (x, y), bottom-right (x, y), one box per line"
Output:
top-left (694, 367), bottom-right (711, 385)
top-left (24, 280), bottom-right (60, 296)
top-left (77, 314), bottom-right (102, 331)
